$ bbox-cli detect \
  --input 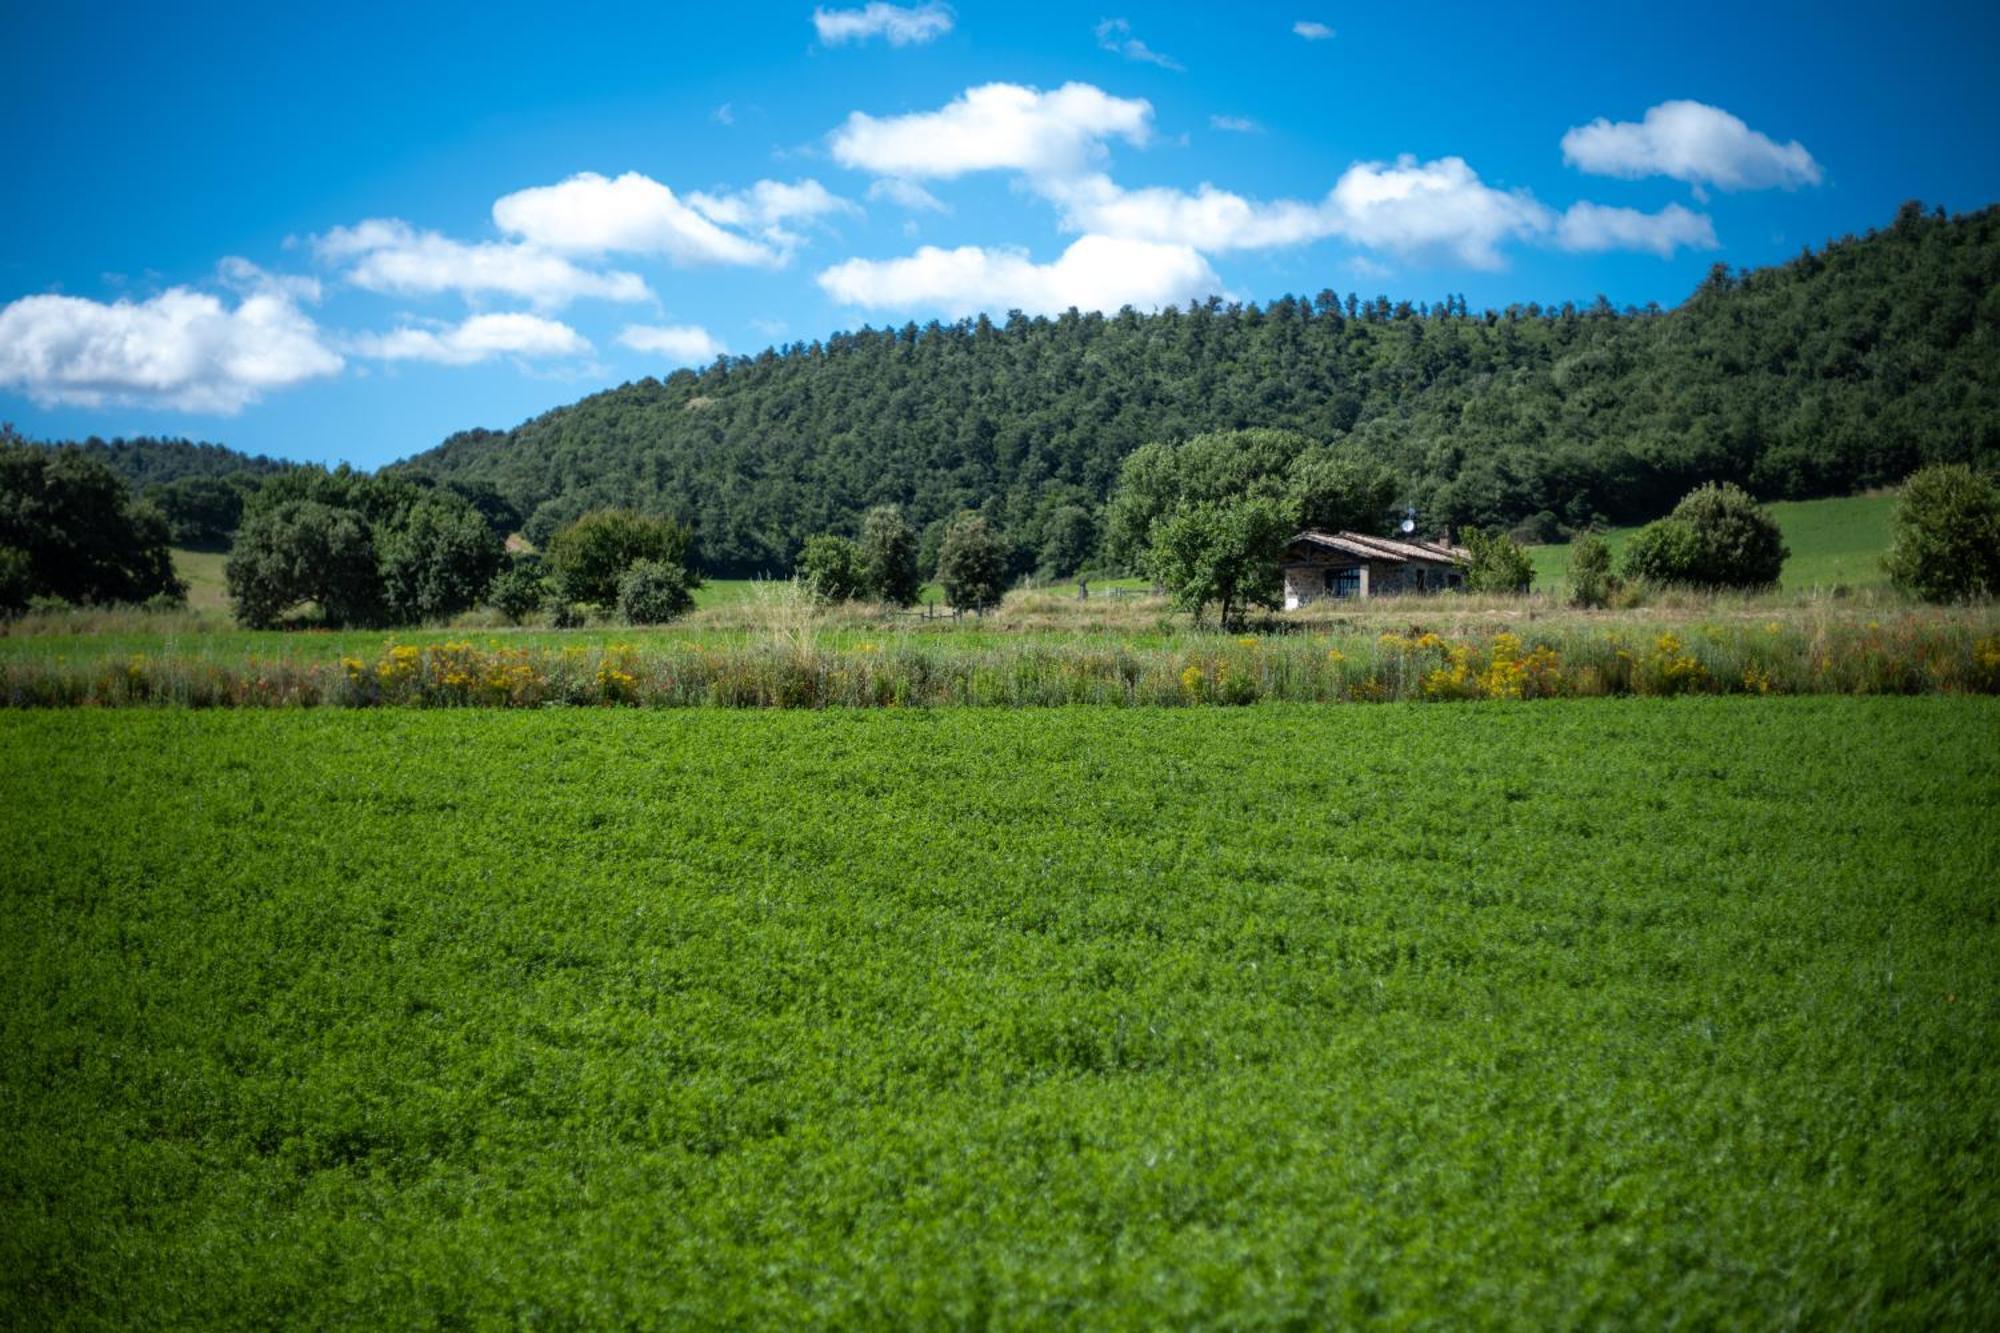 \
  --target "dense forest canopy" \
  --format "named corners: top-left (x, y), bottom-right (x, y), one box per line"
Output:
top-left (24, 436), bottom-right (297, 489)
